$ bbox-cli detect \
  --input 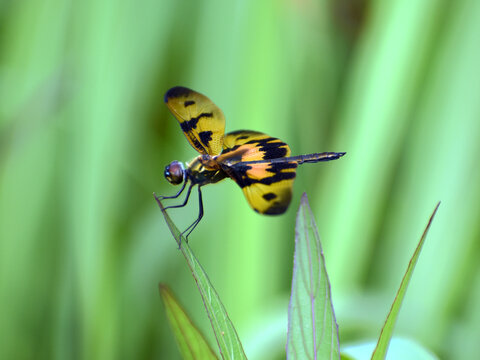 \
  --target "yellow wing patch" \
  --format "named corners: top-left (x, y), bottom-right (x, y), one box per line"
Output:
top-left (243, 180), bottom-right (295, 215)
top-left (165, 86), bottom-right (225, 155)
top-left (218, 130), bottom-right (297, 215)
top-left (217, 130), bottom-right (291, 164)
top-left (226, 161), bottom-right (297, 214)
